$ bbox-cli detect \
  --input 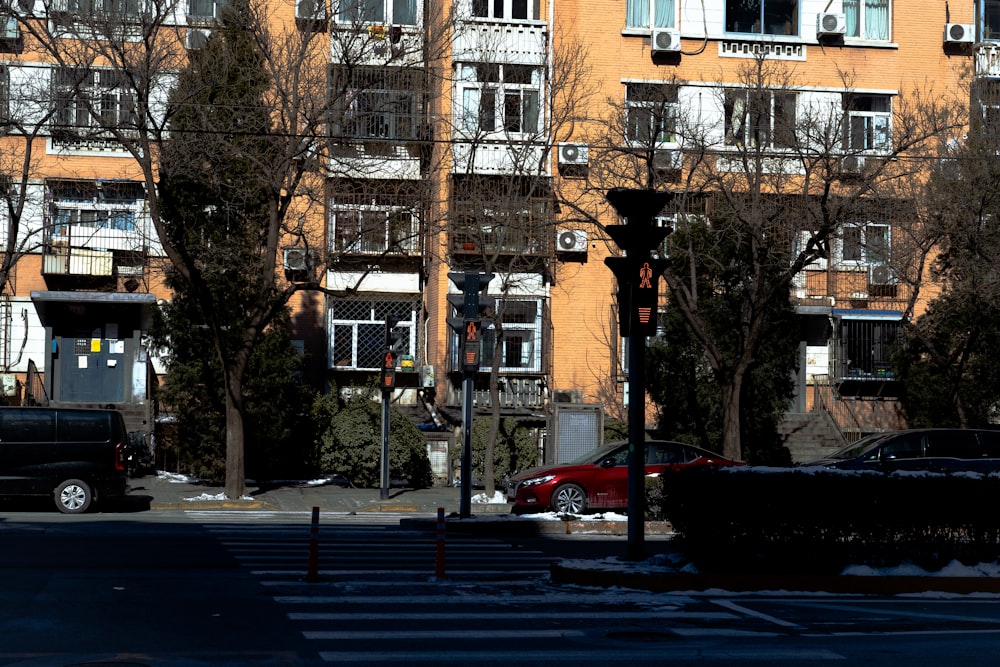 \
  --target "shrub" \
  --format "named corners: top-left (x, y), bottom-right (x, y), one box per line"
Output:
top-left (315, 392), bottom-right (432, 488)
